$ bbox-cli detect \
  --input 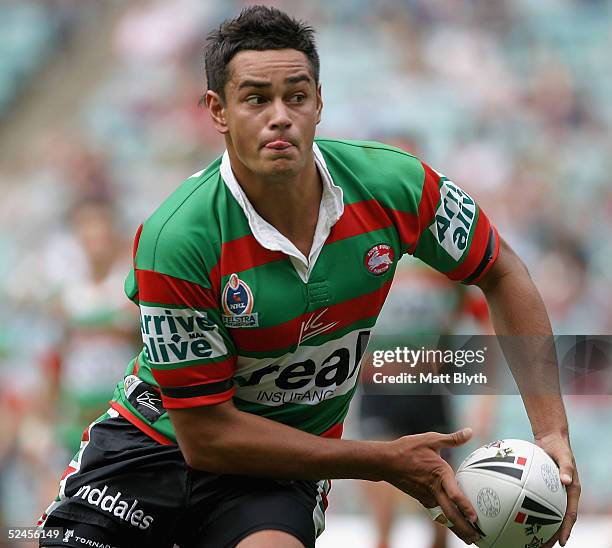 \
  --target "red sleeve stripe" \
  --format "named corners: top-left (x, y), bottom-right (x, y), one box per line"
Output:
top-left (415, 162), bottom-right (444, 251)
top-left (133, 224), bottom-right (143, 264)
top-left (160, 386), bottom-right (236, 409)
top-left (445, 212), bottom-right (498, 282)
top-left (151, 357), bottom-right (236, 387)
top-left (465, 226), bottom-right (500, 285)
top-left (327, 200), bottom-right (393, 244)
top-left (219, 234), bottom-right (286, 277)
top-left (231, 279), bottom-right (392, 352)
top-left (381, 206), bottom-right (420, 250)
top-left (161, 379), bottom-right (232, 399)
top-left (136, 269), bottom-right (218, 309)
top-left (208, 261), bottom-right (221, 298)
